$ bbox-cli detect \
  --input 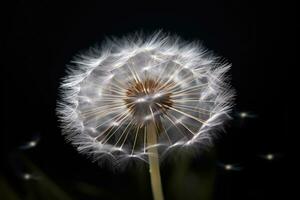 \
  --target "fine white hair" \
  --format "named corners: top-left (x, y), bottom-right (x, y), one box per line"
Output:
top-left (57, 31), bottom-right (234, 166)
